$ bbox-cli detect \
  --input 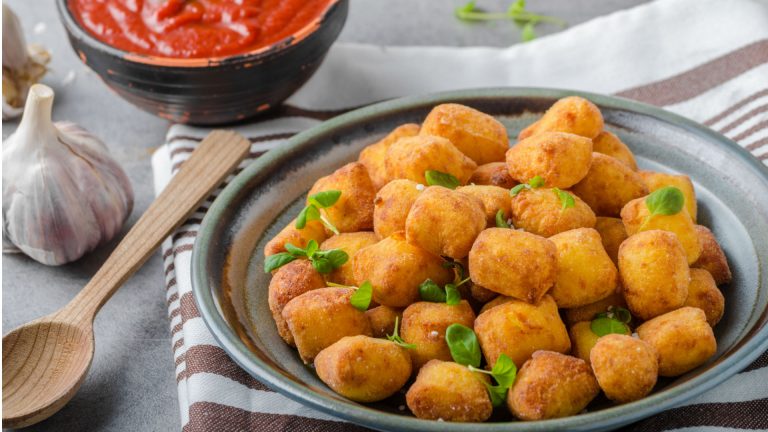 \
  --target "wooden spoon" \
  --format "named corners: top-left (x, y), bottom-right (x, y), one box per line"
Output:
top-left (2, 130), bottom-right (251, 428)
